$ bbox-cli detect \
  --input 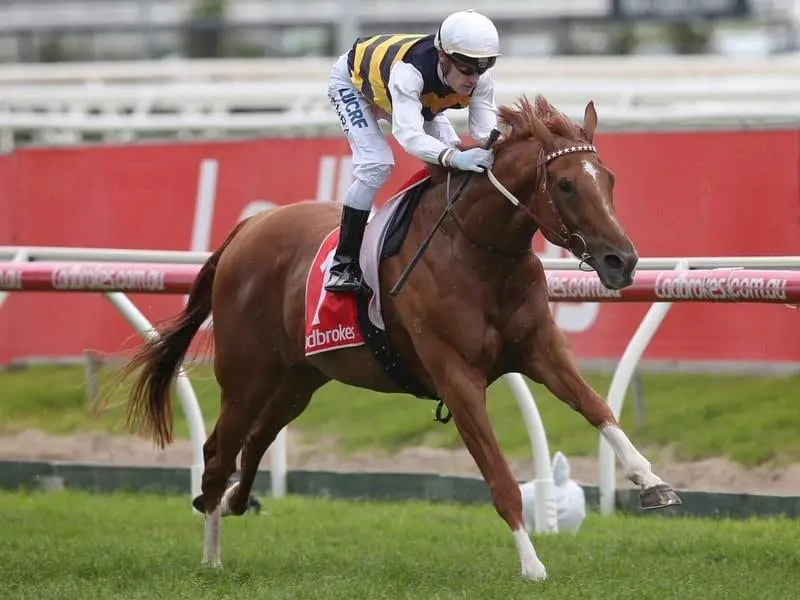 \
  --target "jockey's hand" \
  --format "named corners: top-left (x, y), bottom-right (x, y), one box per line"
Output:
top-left (450, 148), bottom-right (494, 173)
